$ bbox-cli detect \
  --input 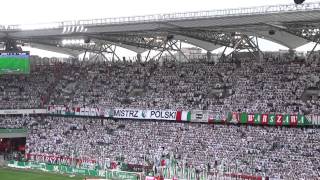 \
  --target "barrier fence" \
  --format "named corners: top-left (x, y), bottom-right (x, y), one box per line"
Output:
top-left (8, 160), bottom-right (263, 180)
top-left (7, 160), bottom-right (140, 180)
